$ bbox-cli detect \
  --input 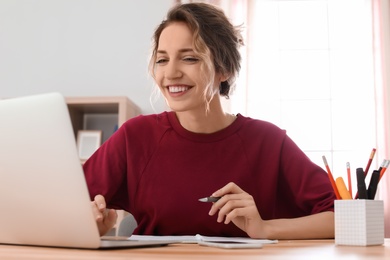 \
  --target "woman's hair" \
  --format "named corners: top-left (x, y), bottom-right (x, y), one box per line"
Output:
top-left (148, 2), bottom-right (244, 101)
